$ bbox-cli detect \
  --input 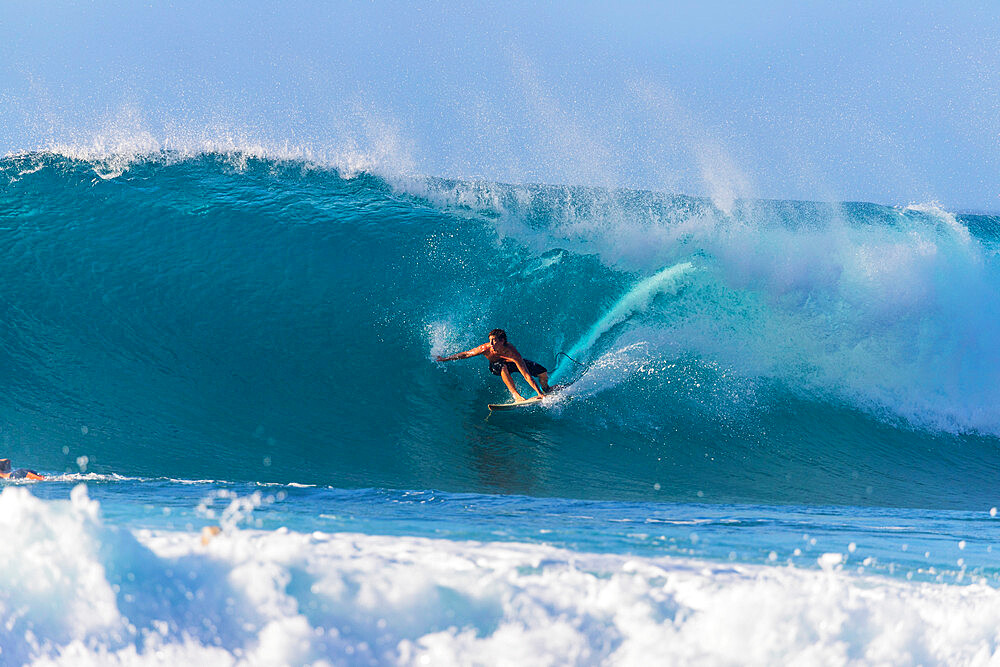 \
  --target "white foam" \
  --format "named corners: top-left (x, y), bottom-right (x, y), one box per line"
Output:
top-left (5, 486), bottom-right (1000, 665)
top-left (6, 116), bottom-right (419, 185)
top-left (41, 472), bottom-right (141, 483)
